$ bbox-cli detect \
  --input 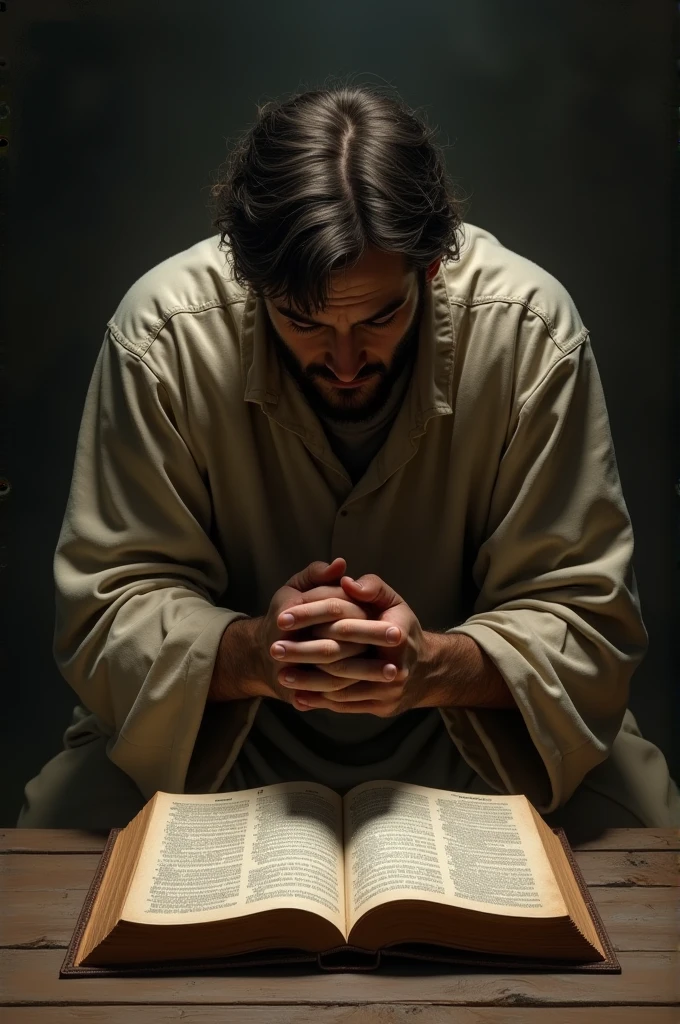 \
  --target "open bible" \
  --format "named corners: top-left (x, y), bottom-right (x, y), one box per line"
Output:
top-left (61, 779), bottom-right (620, 975)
